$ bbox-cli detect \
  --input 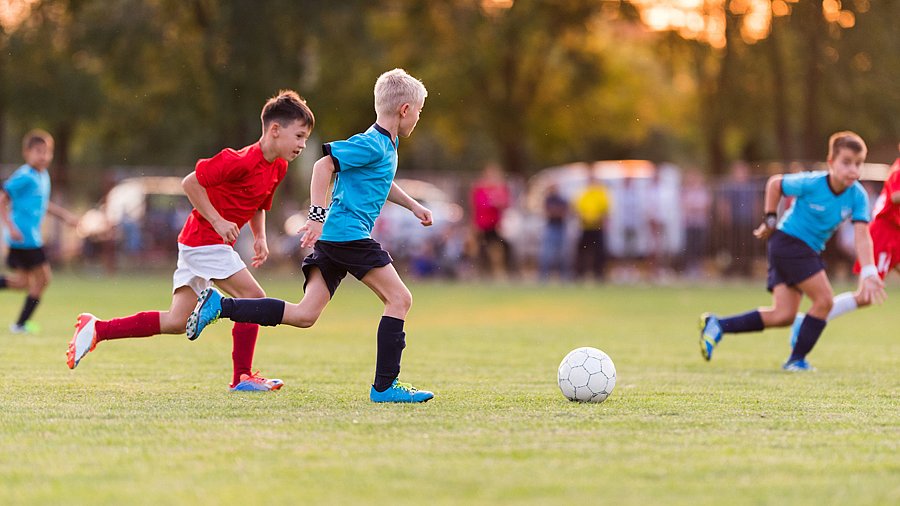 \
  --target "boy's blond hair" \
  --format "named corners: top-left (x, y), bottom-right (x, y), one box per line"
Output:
top-left (374, 68), bottom-right (427, 117)
top-left (827, 131), bottom-right (867, 161)
top-left (22, 128), bottom-right (53, 153)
